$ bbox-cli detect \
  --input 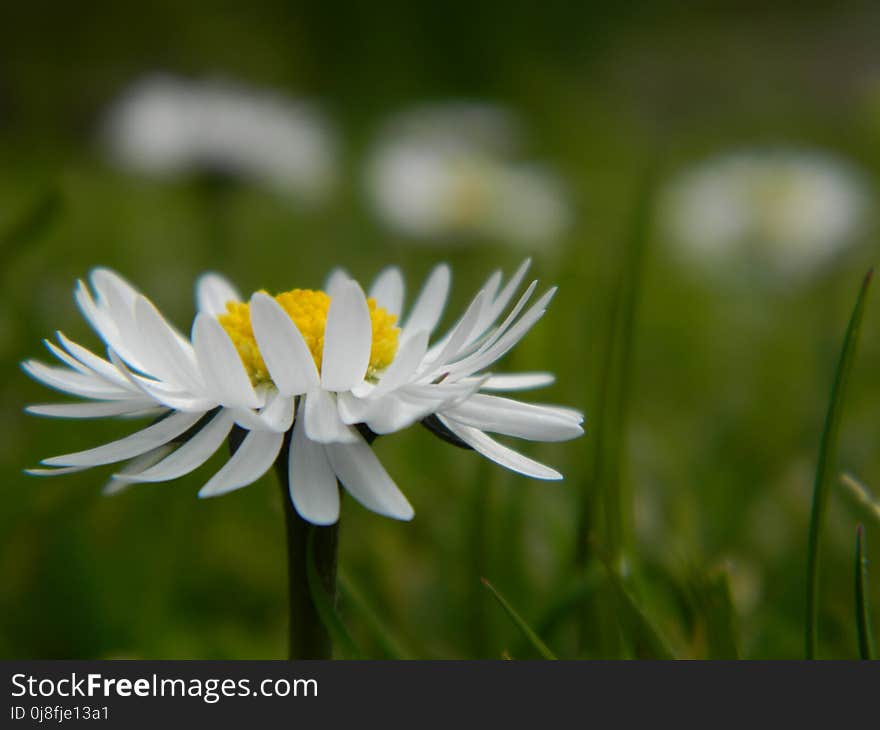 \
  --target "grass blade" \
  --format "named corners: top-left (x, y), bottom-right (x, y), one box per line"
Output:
top-left (575, 168), bottom-right (656, 657)
top-left (532, 572), bottom-right (603, 643)
top-left (841, 473), bottom-right (880, 524)
top-left (688, 567), bottom-right (740, 659)
top-left (307, 532), bottom-right (362, 659)
top-left (576, 167), bottom-right (655, 572)
top-left (338, 572), bottom-right (412, 660)
top-left (855, 524), bottom-right (876, 660)
top-left (805, 269), bottom-right (873, 659)
top-left (604, 167), bottom-right (655, 567)
top-left (603, 565), bottom-right (676, 660)
top-left (481, 577), bottom-right (558, 660)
